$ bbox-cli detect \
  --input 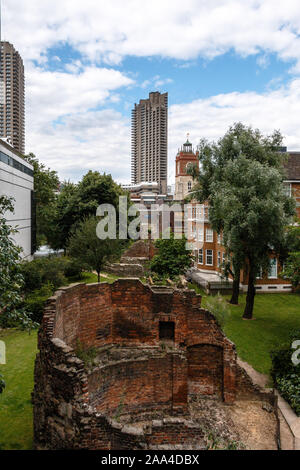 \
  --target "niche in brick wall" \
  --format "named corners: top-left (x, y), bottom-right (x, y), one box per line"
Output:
top-left (159, 321), bottom-right (175, 342)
